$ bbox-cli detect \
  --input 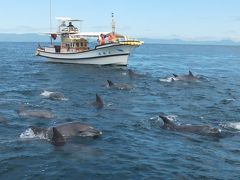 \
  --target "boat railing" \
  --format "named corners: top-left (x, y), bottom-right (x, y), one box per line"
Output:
top-left (95, 40), bottom-right (143, 49)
